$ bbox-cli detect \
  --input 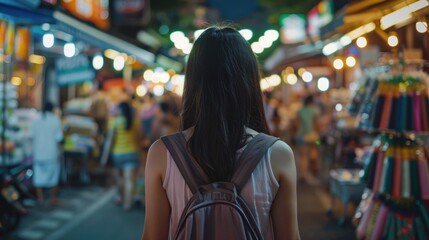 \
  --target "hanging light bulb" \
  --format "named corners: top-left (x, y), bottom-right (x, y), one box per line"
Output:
top-left (387, 32), bottom-right (399, 47)
top-left (92, 54), bottom-right (104, 70)
top-left (43, 33), bottom-right (54, 48)
top-left (346, 56), bottom-right (356, 67)
top-left (416, 20), bottom-right (428, 33)
top-left (317, 77), bottom-right (330, 91)
top-left (333, 58), bottom-right (344, 70)
top-left (64, 42), bottom-right (75, 57)
top-left (356, 36), bottom-right (367, 48)
top-left (113, 55), bottom-right (125, 71)
top-left (302, 71), bottom-right (313, 83)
